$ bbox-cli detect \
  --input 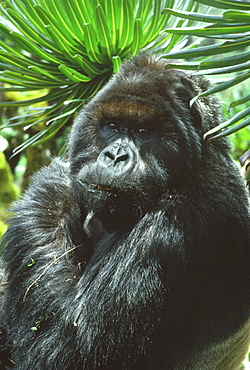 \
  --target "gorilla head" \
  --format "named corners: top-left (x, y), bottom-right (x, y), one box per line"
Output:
top-left (69, 54), bottom-right (223, 228)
